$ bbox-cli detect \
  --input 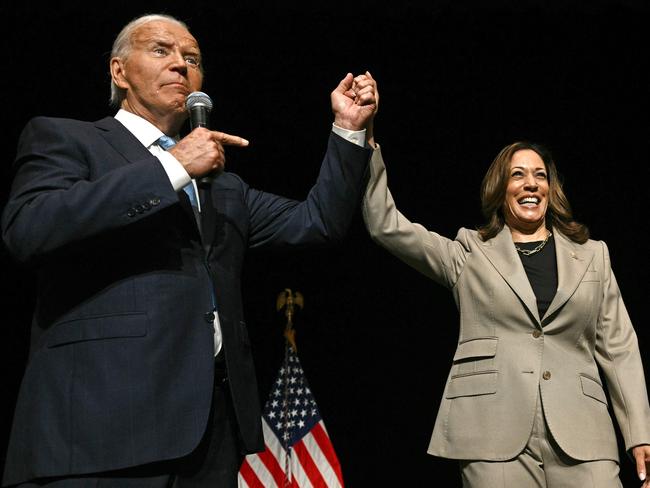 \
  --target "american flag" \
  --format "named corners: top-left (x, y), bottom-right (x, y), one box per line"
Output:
top-left (238, 345), bottom-right (344, 487)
